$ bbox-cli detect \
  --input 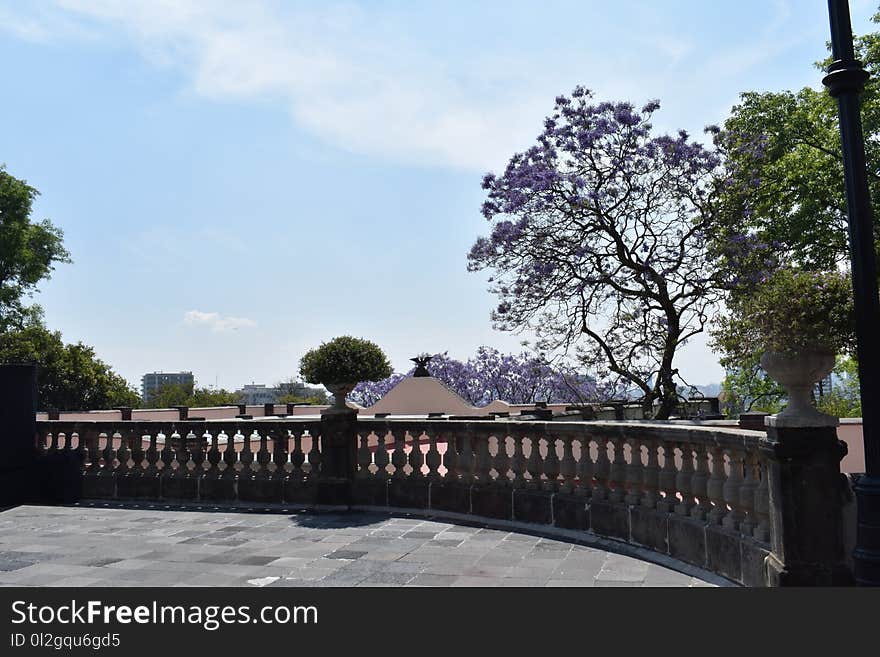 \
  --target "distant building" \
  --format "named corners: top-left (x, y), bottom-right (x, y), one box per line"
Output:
top-left (141, 371), bottom-right (194, 403)
top-left (235, 382), bottom-right (326, 405)
top-left (237, 384), bottom-right (279, 405)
